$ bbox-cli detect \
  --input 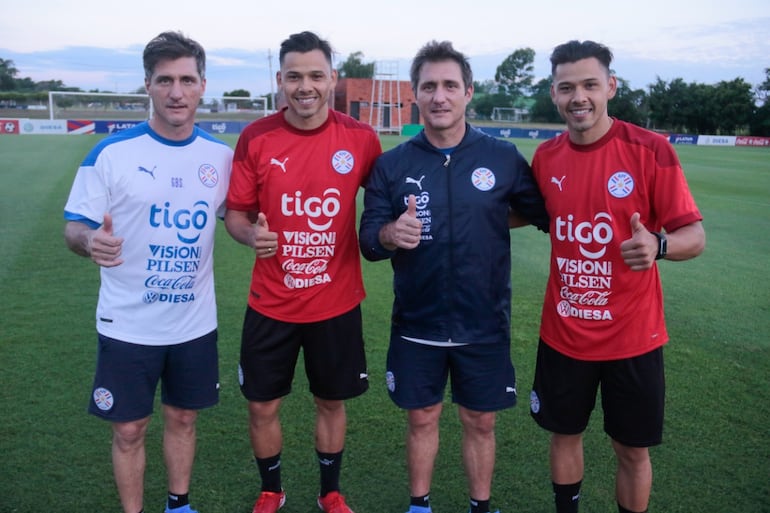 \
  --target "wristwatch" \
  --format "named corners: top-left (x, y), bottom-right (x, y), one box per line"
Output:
top-left (652, 231), bottom-right (667, 260)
